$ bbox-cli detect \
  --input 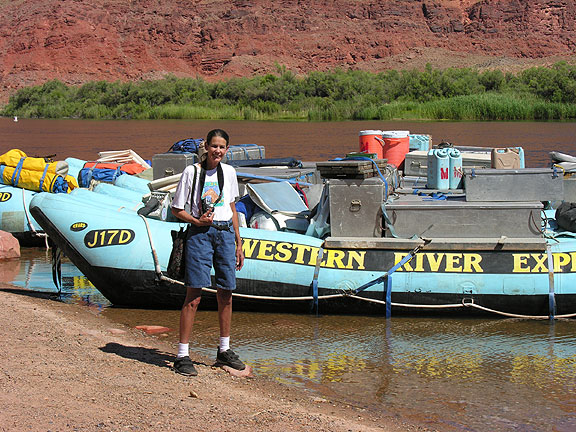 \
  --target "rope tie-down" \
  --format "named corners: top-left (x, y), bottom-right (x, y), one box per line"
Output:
top-left (138, 216), bottom-right (576, 320)
top-left (349, 240), bottom-right (430, 317)
top-left (22, 188), bottom-right (49, 248)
